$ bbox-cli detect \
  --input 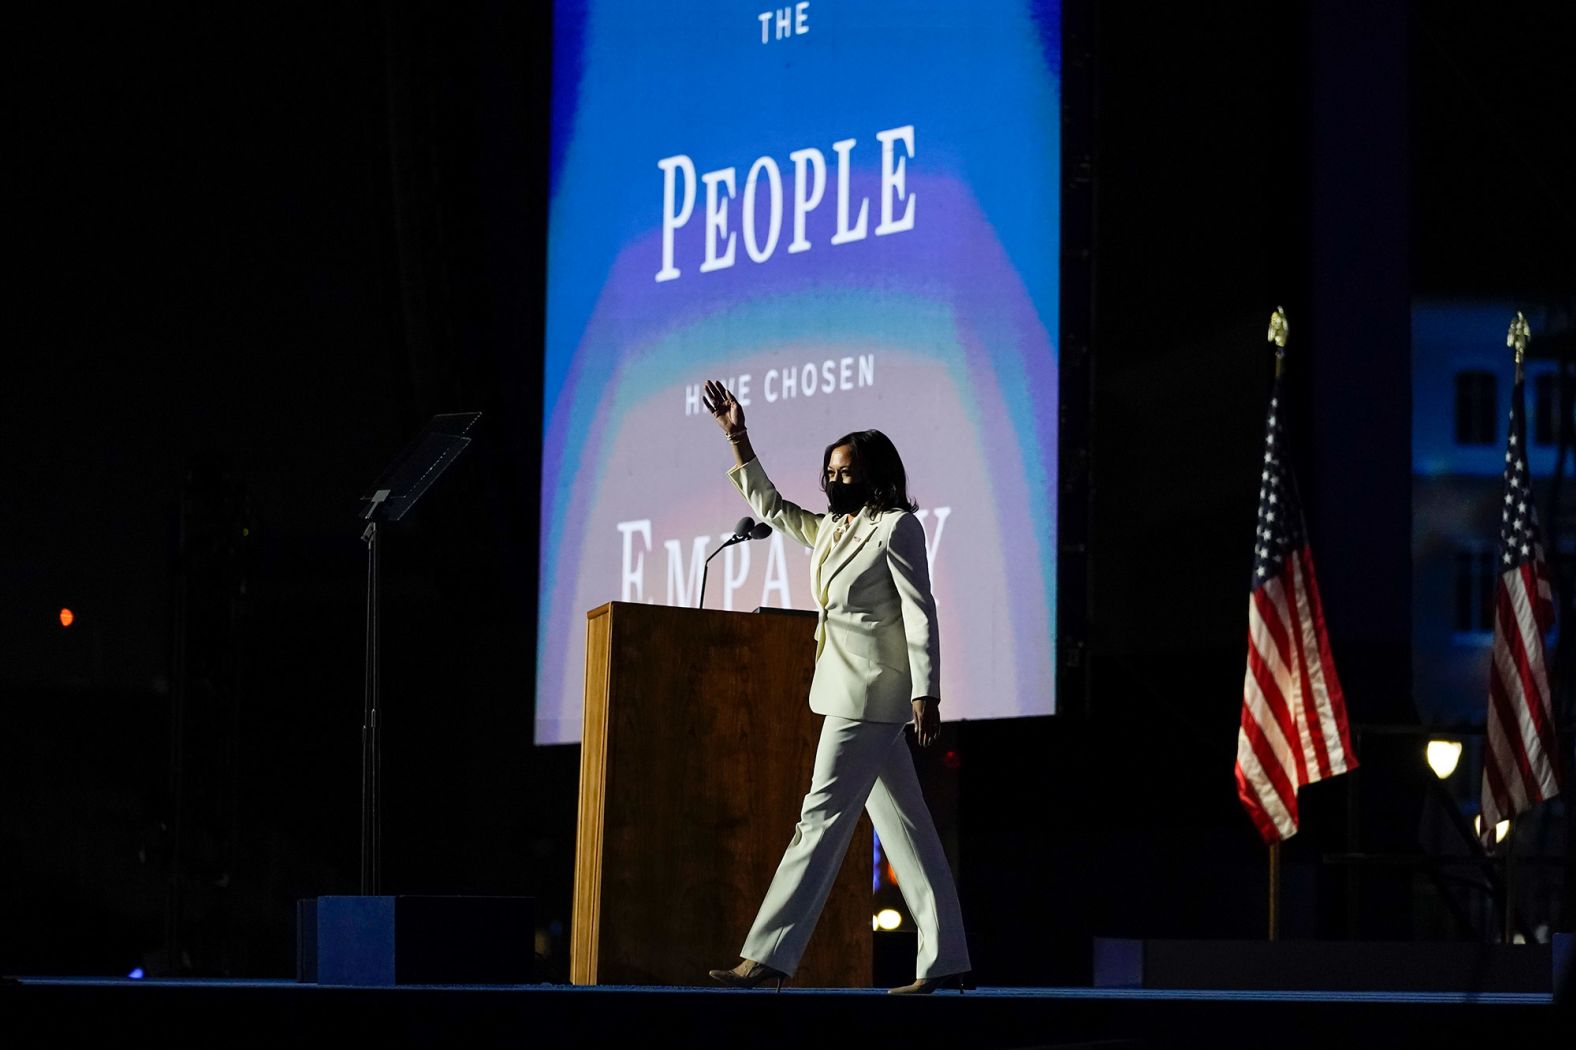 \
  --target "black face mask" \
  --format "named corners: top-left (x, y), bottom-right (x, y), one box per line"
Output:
top-left (827, 481), bottom-right (870, 516)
